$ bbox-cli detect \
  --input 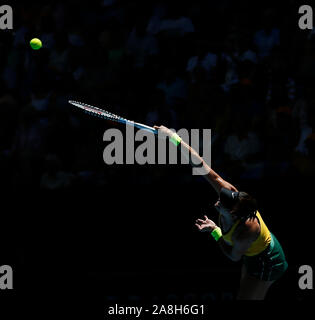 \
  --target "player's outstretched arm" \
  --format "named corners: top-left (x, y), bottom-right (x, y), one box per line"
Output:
top-left (154, 125), bottom-right (238, 195)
